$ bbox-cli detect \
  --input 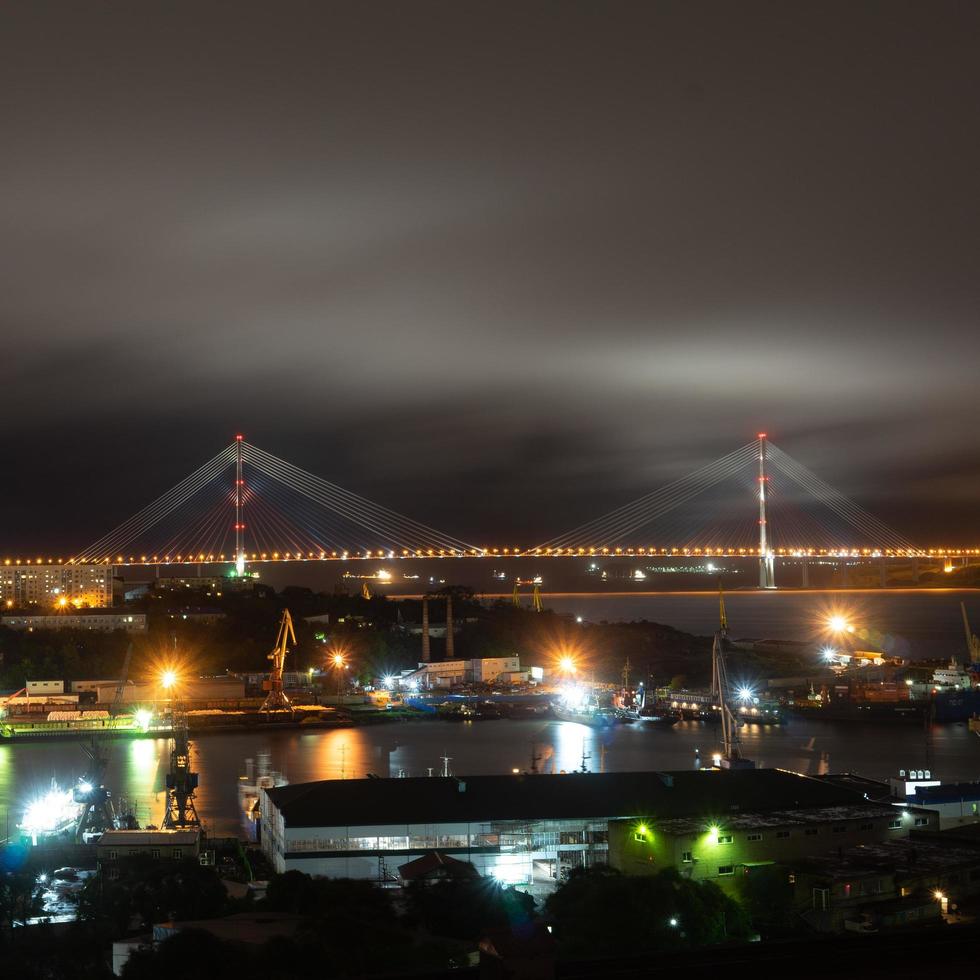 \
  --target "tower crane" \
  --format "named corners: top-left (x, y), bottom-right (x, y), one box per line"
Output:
top-left (261, 609), bottom-right (296, 712)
